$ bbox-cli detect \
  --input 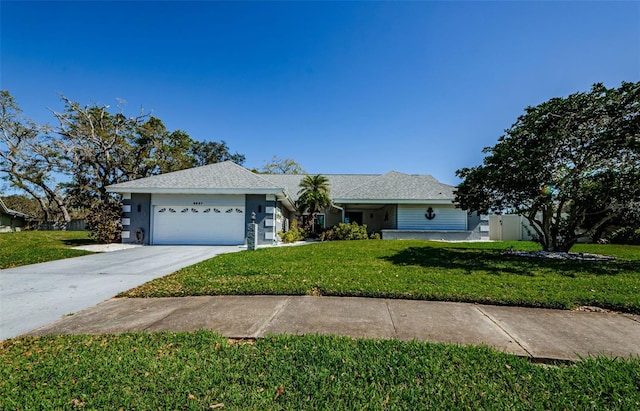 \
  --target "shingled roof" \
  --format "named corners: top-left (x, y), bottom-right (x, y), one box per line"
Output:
top-left (0, 198), bottom-right (32, 219)
top-left (333, 171), bottom-right (455, 203)
top-left (106, 161), bottom-right (455, 206)
top-left (261, 174), bottom-right (381, 201)
top-left (107, 161), bottom-right (279, 191)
